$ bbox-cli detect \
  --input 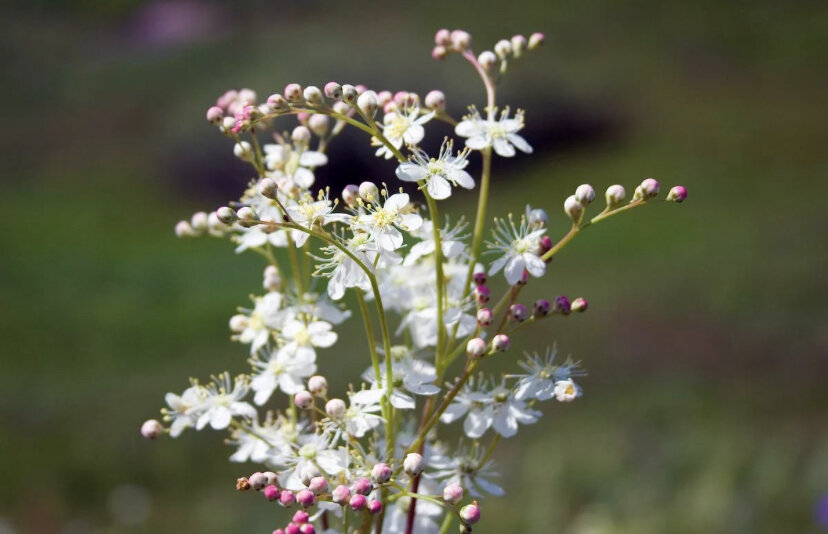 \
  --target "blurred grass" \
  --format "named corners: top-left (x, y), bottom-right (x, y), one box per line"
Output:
top-left (1, 1), bottom-right (826, 533)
